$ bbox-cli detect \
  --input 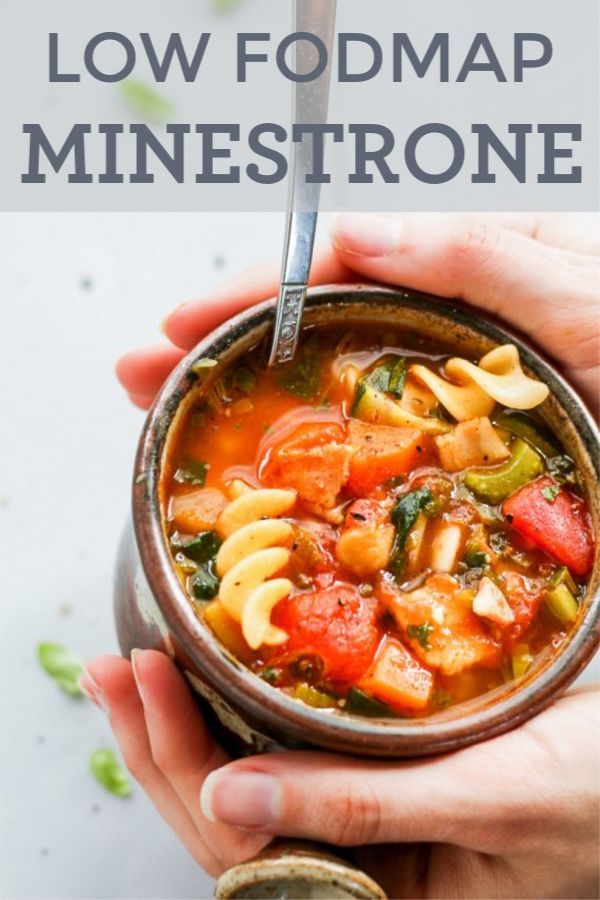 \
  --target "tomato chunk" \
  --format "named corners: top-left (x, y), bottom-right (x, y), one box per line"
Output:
top-left (358, 637), bottom-right (434, 712)
top-left (502, 477), bottom-right (594, 577)
top-left (270, 584), bottom-right (382, 685)
top-left (347, 420), bottom-right (427, 495)
top-left (260, 422), bottom-right (352, 508)
top-left (500, 572), bottom-right (545, 648)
